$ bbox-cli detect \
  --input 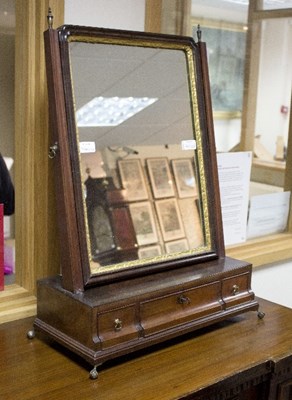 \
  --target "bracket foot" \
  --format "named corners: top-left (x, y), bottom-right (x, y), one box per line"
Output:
top-left (27, 329), bottom-right (36, 339)
top-left (89, 366), bottom-right (99, 380)
top-left (257, 310), bottom-right (266, 319)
